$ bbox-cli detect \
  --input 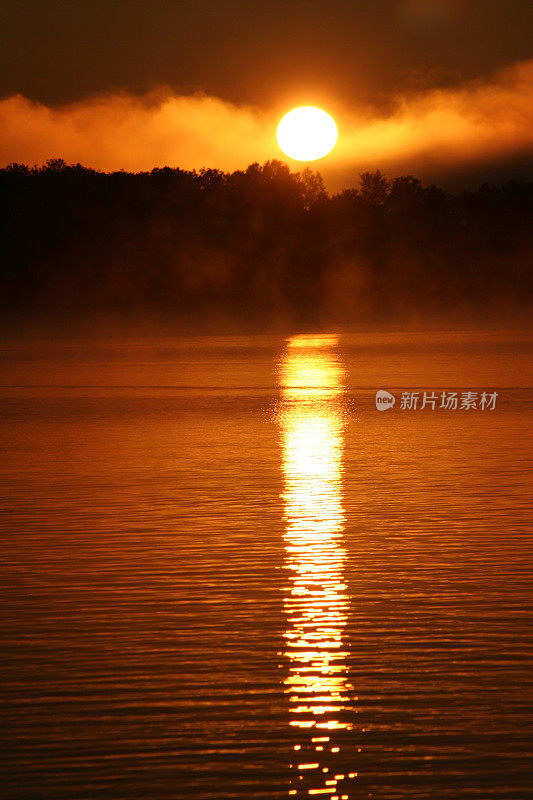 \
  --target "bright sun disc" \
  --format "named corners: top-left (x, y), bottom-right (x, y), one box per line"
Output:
top-left (277, 106), bottom-right (338, 161)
